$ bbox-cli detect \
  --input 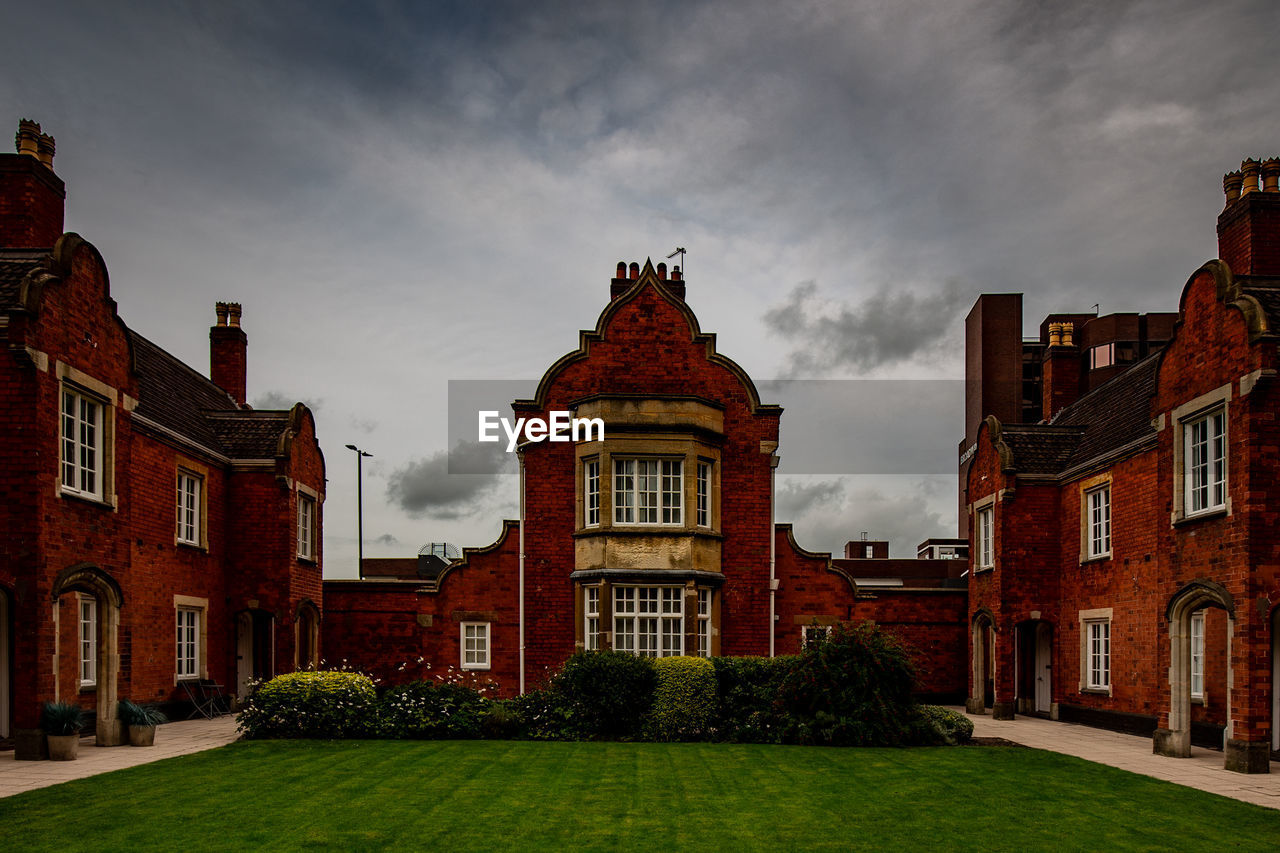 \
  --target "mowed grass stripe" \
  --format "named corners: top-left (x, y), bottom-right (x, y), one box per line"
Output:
top-left (2, 740), bottom-right (1277, 852)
